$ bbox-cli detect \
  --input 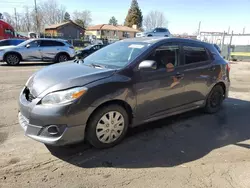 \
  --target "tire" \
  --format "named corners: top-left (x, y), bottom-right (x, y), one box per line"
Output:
top-left (5, 53), bottom-right (21, 66)
top-left (86, 105), bottom-right (129, 149)
top-left (56, 53), bottom-right (69, 63)
top-left (147, 34), bottom-right (152, 37)
top-left (204, 85), bottom-right (224, 114)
